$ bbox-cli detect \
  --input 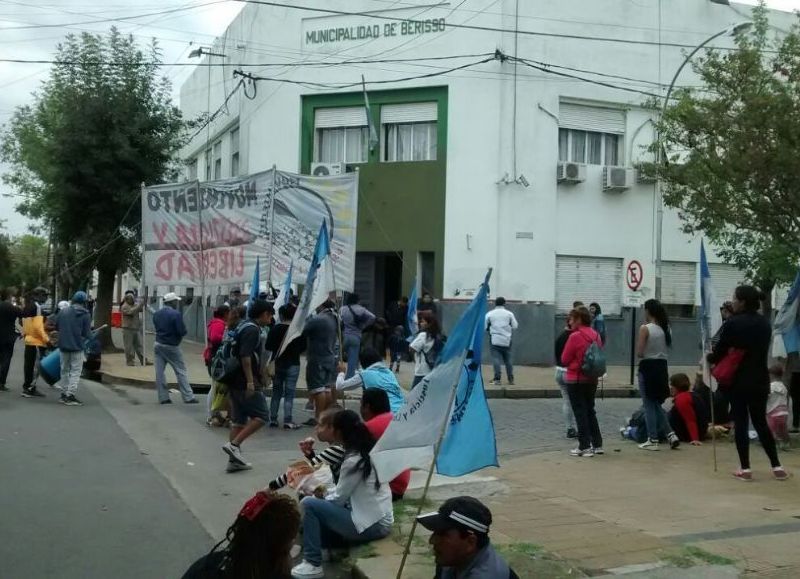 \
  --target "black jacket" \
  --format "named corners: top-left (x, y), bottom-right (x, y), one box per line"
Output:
top-left (554, 329), bottom-right (572, 364)
top-left (708, 311), bottom-right (771, 393)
